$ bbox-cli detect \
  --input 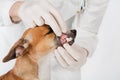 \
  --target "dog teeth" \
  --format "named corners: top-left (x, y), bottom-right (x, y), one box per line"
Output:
top-left (66, 37), bottom-right (73, 42)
